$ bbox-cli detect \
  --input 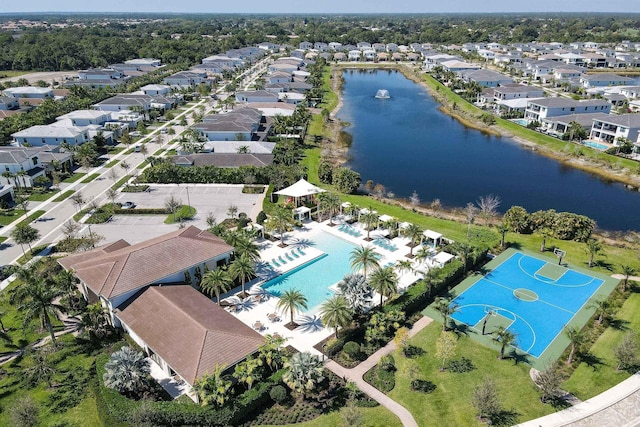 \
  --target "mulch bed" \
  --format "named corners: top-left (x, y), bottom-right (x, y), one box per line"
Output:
top-left (284, 322), bottom-right (299, 331)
